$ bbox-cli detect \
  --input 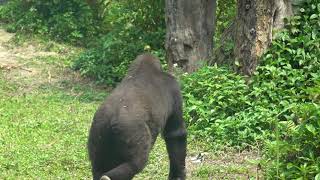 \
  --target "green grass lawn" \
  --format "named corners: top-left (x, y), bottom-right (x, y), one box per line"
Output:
top-left (0, 67), bottom-right (103, 179)
top-left (0, 32), bottom-right (261, 180)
